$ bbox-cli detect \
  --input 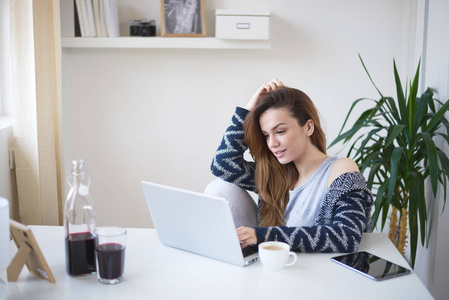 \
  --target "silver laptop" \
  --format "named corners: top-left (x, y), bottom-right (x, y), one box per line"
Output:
top-left (141, 180), bottom-right (259, 267)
